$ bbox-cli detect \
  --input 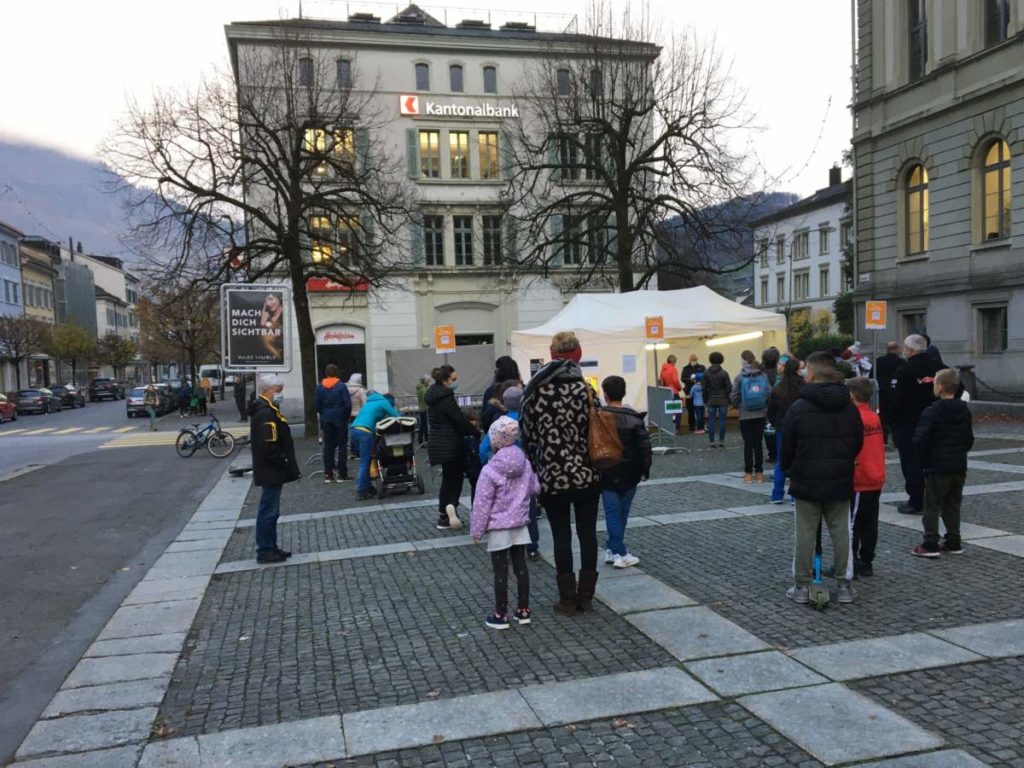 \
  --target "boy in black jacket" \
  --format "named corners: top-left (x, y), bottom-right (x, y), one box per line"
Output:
top-left (600, 376), bottom-right (653, 569)
top-left (910, 369), bottom-right (974, 557)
